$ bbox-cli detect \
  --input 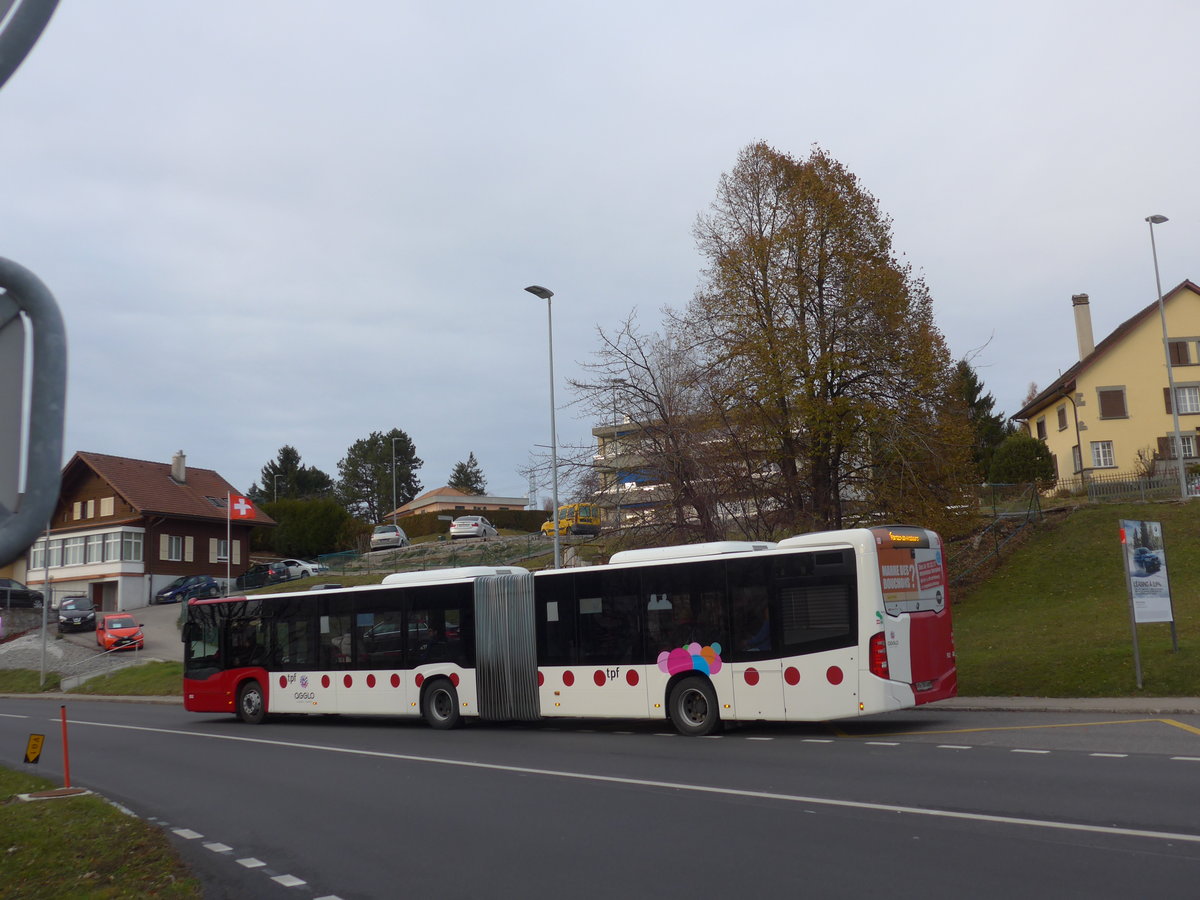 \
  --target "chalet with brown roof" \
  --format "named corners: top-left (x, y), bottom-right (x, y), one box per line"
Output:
top-left (24, 450), bottom-right (274, 611)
